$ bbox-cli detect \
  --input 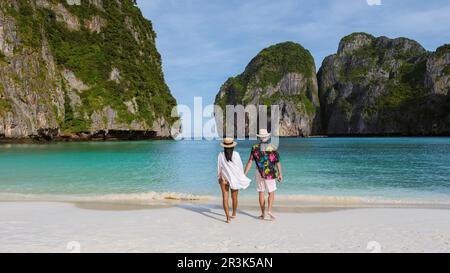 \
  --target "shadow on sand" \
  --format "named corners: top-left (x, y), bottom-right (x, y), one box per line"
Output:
top-left (177, 204), bottom-right (260, 223)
